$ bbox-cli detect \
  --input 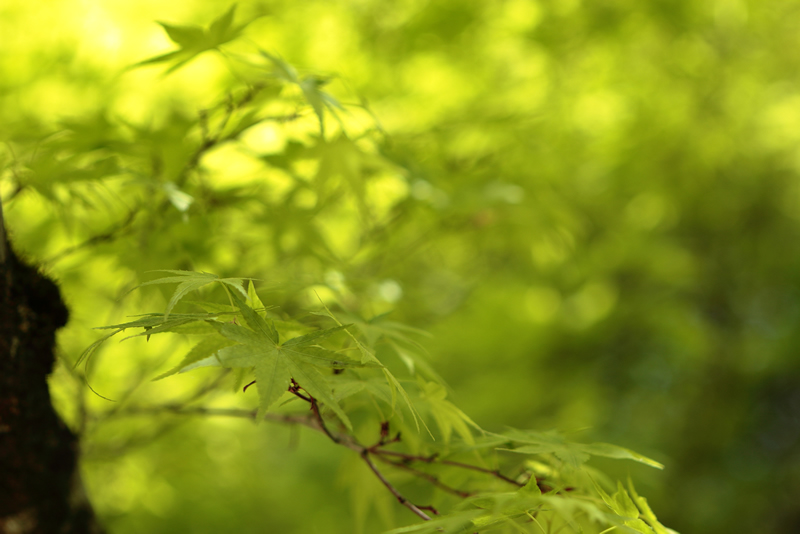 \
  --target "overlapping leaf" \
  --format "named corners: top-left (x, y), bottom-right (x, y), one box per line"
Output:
top-left (313, 302), bottom-right (429, 435)
top-left (214, 289), bottom-right (368, 428)
top-left (77, 311), bottom-right (230, 367)
top-left (420, 380), bottom-right (481, 445)
top-left (129, 270), bottom-right (248, 319)
top-left (261, 52), bottom-right (344, 136)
